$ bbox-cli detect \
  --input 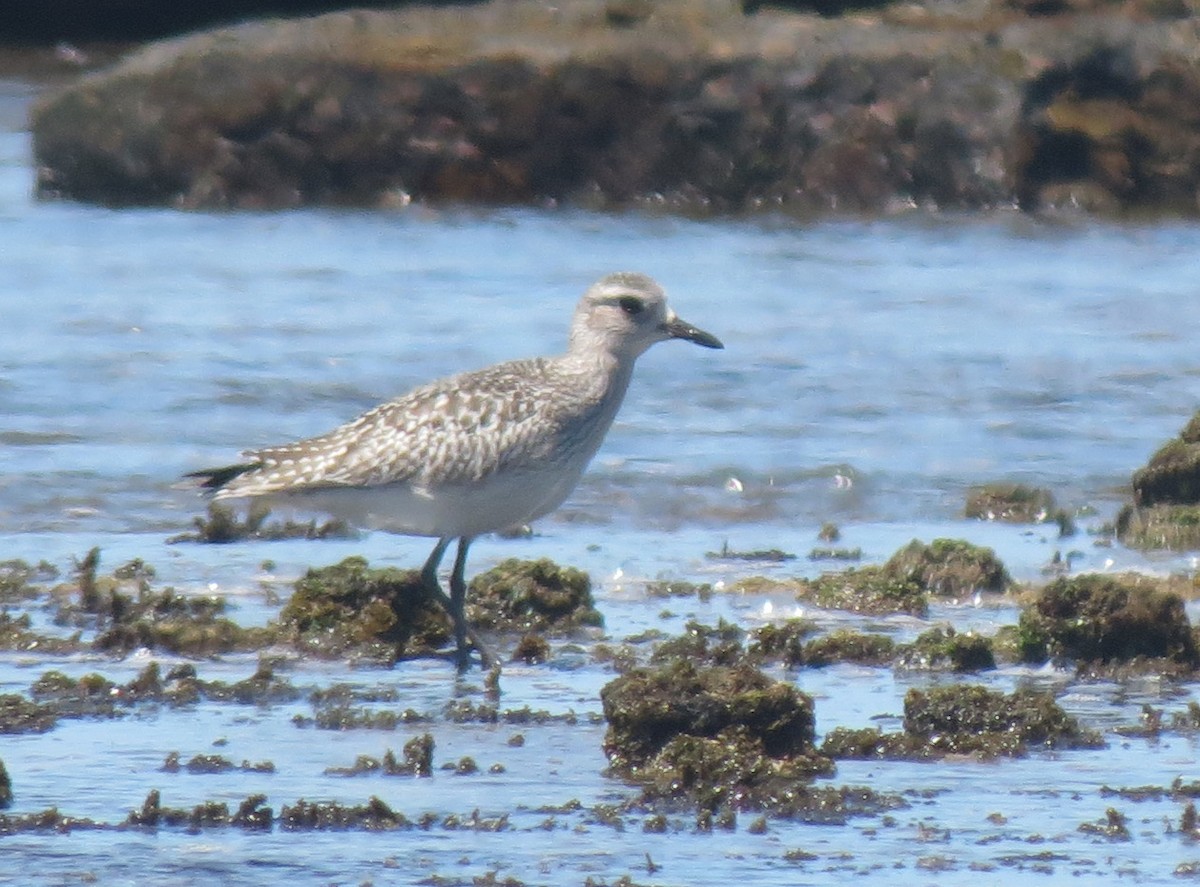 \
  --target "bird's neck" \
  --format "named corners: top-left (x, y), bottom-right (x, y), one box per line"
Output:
top-left (559, 342), bottom-right (637, 412)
